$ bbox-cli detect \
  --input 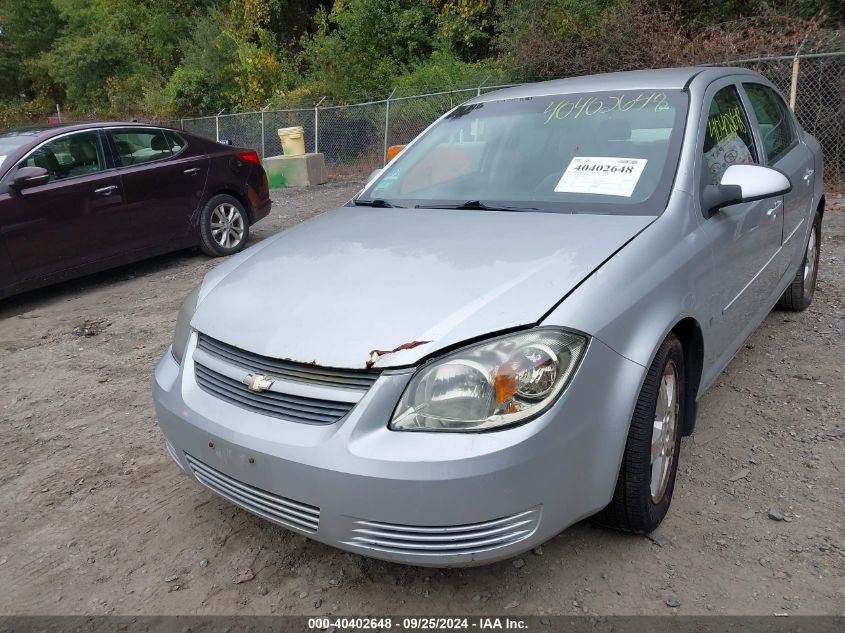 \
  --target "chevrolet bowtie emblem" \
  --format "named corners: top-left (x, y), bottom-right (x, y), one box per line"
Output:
top-left (242, 373), bottom-right (275, 393)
